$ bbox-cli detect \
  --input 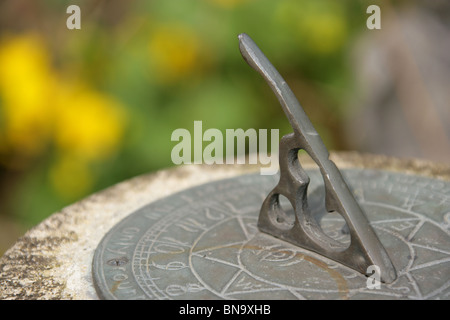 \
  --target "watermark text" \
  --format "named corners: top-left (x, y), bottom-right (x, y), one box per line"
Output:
top-left (171, 121), bottom-right (279, 175)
